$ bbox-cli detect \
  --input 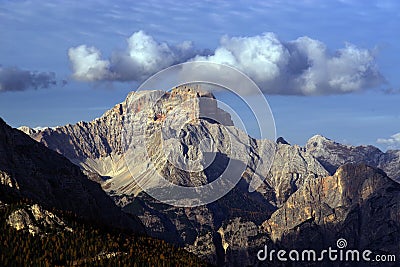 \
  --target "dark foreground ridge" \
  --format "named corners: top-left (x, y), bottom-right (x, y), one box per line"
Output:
top-left (0, 117), bottom-right (143, 232)
top-left (0, 198), bottom-right (210, 266)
